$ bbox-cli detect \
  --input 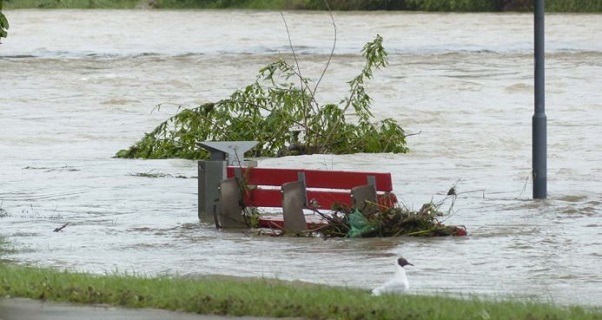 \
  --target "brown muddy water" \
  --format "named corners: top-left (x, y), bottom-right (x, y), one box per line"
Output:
top-left (1, 10), bottom-right (601, 307)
